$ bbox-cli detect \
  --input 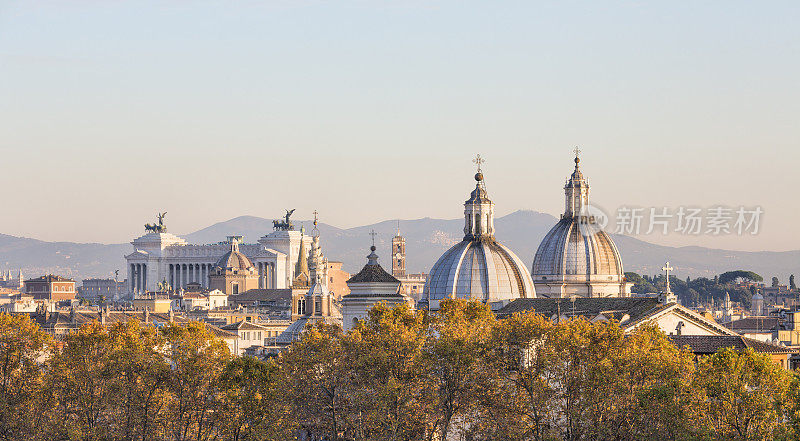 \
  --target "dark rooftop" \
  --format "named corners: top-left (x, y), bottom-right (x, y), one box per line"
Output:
top-left (670, 335), bottom-right (794, 354)
top-left (495, 297), bottom-right (663, 325)
top-left (725, 317), bottom-right (781, 332)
